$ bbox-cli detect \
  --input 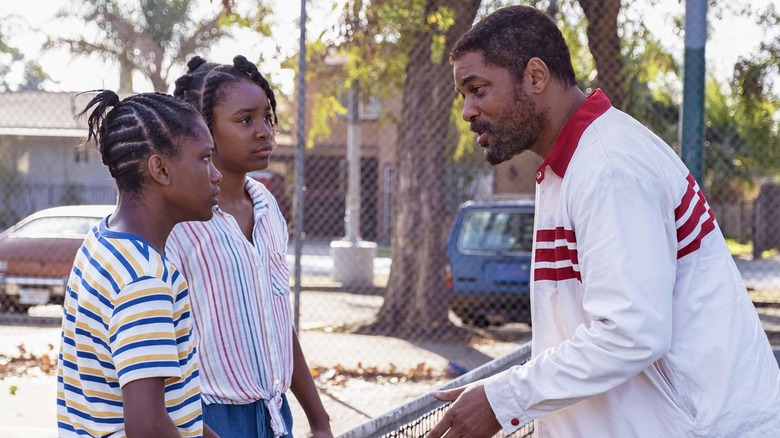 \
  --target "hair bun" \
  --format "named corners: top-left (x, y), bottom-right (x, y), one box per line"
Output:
top-left (173, 75), bottom-right (193, 97)
top-left (94, 89), bottom-right (121, 107)
top-left (187, 56), bottom-right (208, 73)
